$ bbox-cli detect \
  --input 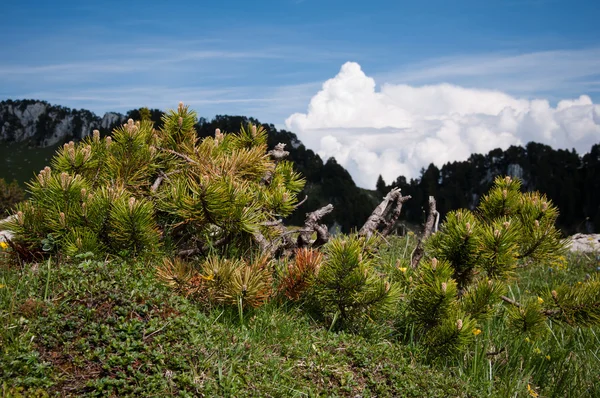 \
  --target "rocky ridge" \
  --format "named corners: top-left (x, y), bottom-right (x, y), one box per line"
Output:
top-left (0, 99), bottom-right (125, 146)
